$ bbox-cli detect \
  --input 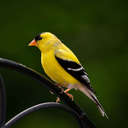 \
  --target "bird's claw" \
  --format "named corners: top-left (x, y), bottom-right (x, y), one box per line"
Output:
top-left (66, 93), bottom-right (74, 101)
top-left (56, 97), bottom-right (60, 103)
top-left (56, 93), bottom-right (73, 103)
